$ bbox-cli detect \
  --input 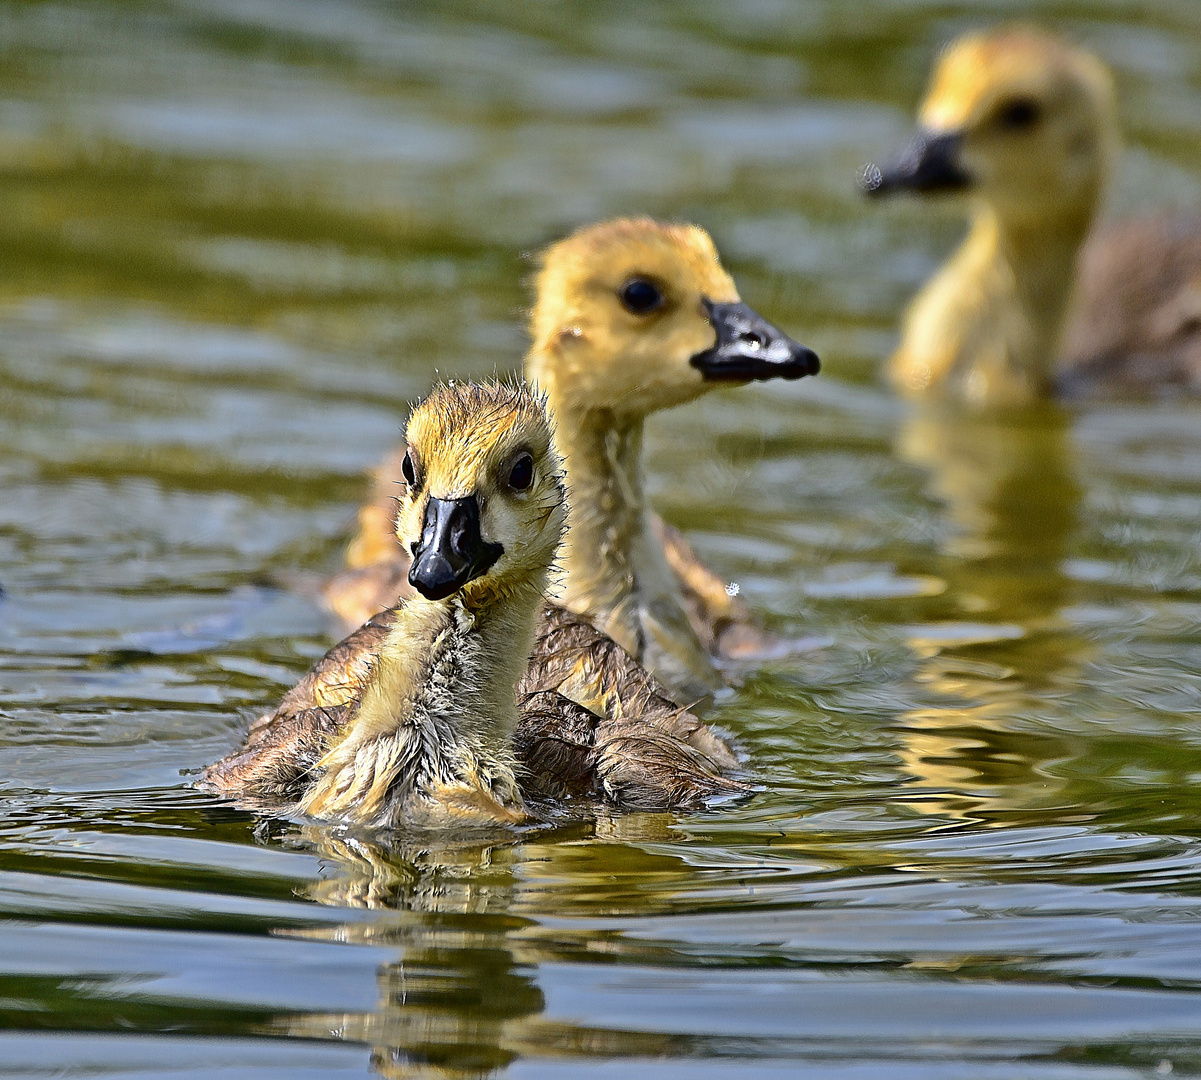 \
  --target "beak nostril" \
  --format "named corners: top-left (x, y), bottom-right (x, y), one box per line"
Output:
top-left (408, 493), bottom-right (504, 600)
top-left (692, 299), bottom-right (819, 382)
